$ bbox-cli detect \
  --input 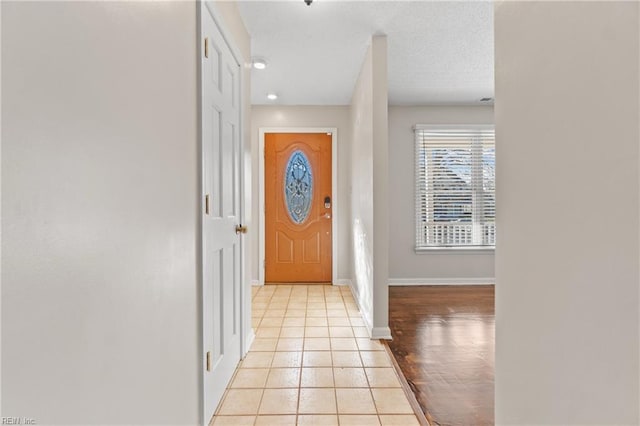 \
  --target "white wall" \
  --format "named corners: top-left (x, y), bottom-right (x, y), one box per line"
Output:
top-left (495, 2), bottom-right (639, 424)
top-left (250, 106), bottom-right (352, 283)
top-left (388, 106), bottom-right (494, 283)
top-left (350, 36), bottom-right (390, 338)
top-left (1, 2), bottom-right (201, 423)
top-left (371, 37), bottom-right (390, 338)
